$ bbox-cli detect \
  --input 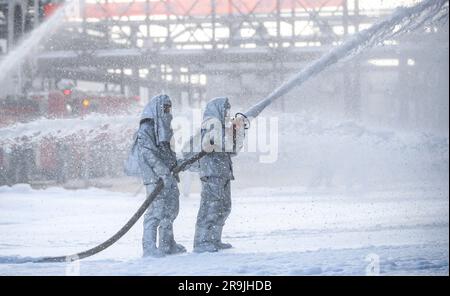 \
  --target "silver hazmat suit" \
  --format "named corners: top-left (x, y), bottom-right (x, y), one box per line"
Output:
top-left (136, 95), bottom-right (186, 257)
